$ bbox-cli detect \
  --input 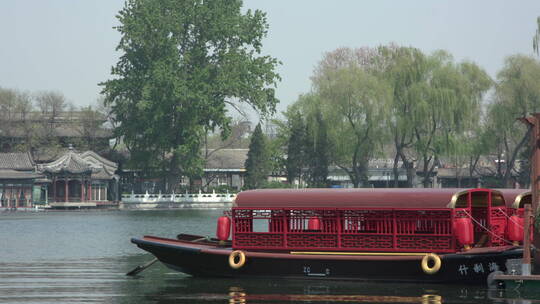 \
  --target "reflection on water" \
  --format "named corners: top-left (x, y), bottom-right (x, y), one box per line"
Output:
top-left (226, 287), bottom-right (442, 303)
top-left (2, 210), bottom-right (540, 303)
top-left (2, 254), bottom-right (540, 303)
